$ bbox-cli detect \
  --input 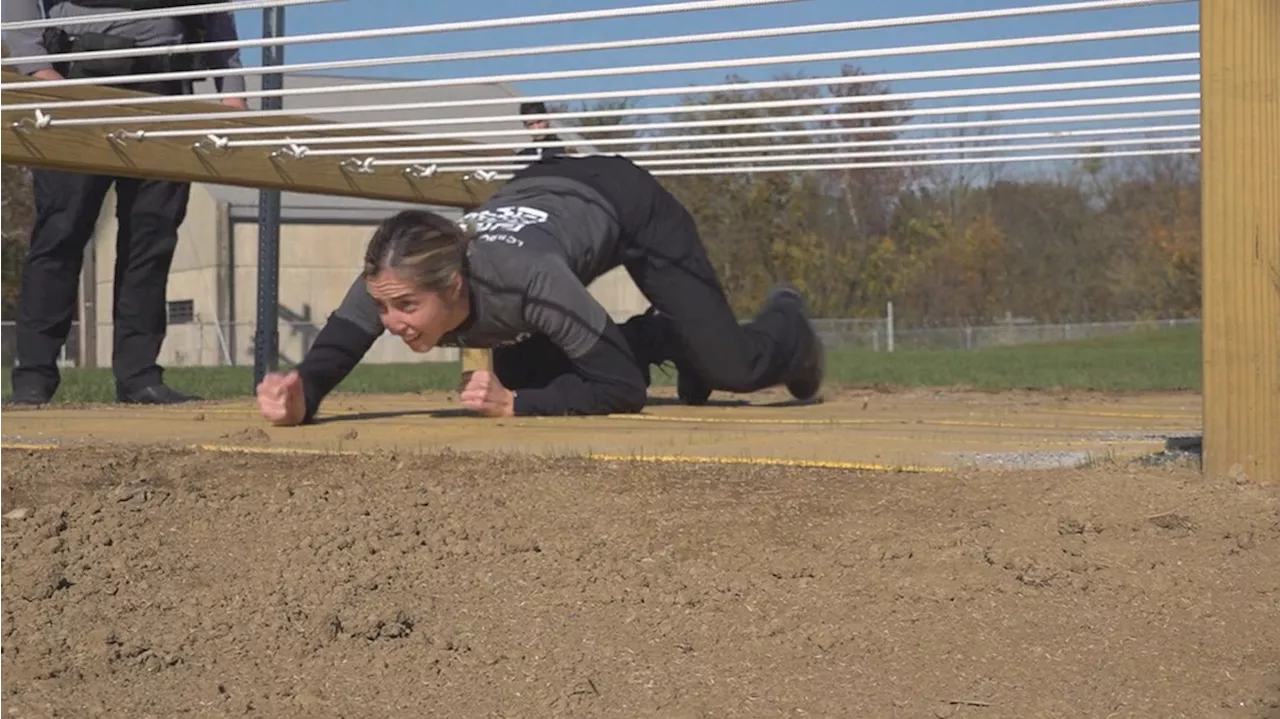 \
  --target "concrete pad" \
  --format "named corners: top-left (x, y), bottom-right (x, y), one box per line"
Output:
top-left (0, 387), bottom-right (1202, 472)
